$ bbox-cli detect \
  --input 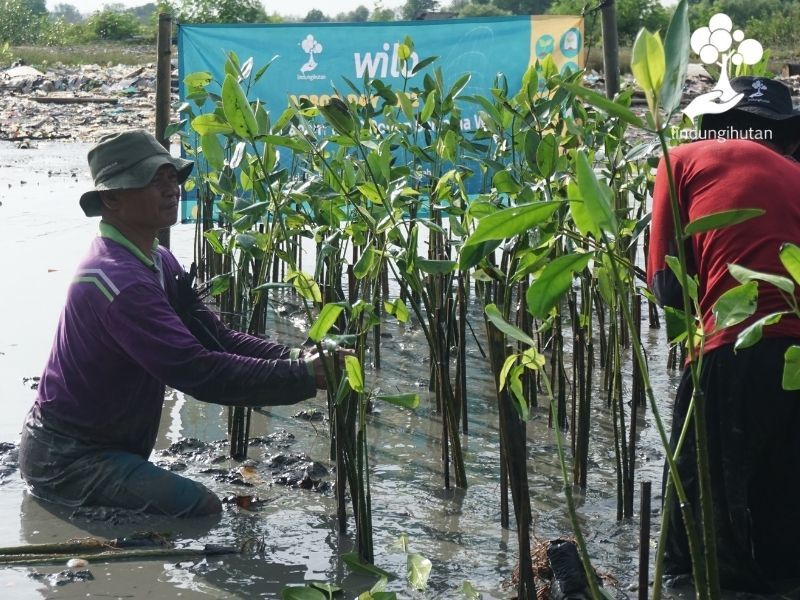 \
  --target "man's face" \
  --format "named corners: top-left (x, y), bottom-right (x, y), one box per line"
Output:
top-left (109, 164), bottom-right (180, 231)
